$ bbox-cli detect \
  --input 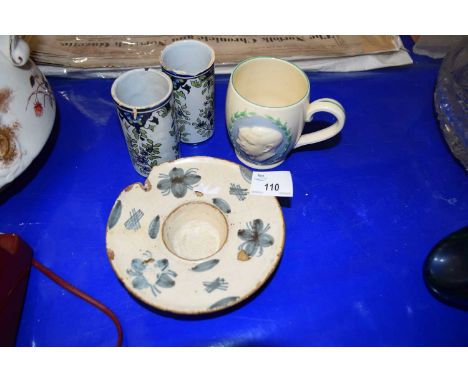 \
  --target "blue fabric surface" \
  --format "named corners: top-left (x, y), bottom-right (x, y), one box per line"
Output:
top-left (2, 38), bottom-right (467, 346)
